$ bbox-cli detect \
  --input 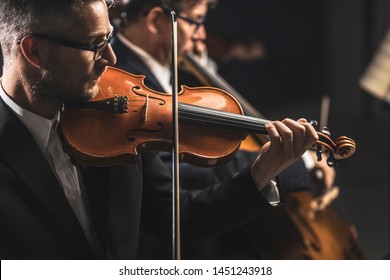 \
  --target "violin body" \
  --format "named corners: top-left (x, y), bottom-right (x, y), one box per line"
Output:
top-left (61, 67), bottom-right (245, 167)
